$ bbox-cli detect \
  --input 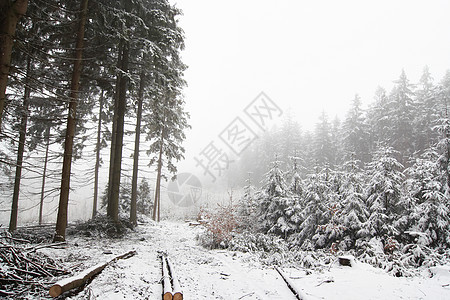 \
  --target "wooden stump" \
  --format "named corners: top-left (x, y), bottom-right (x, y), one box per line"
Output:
top-left (338, 255), bottom-right (354, 267)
